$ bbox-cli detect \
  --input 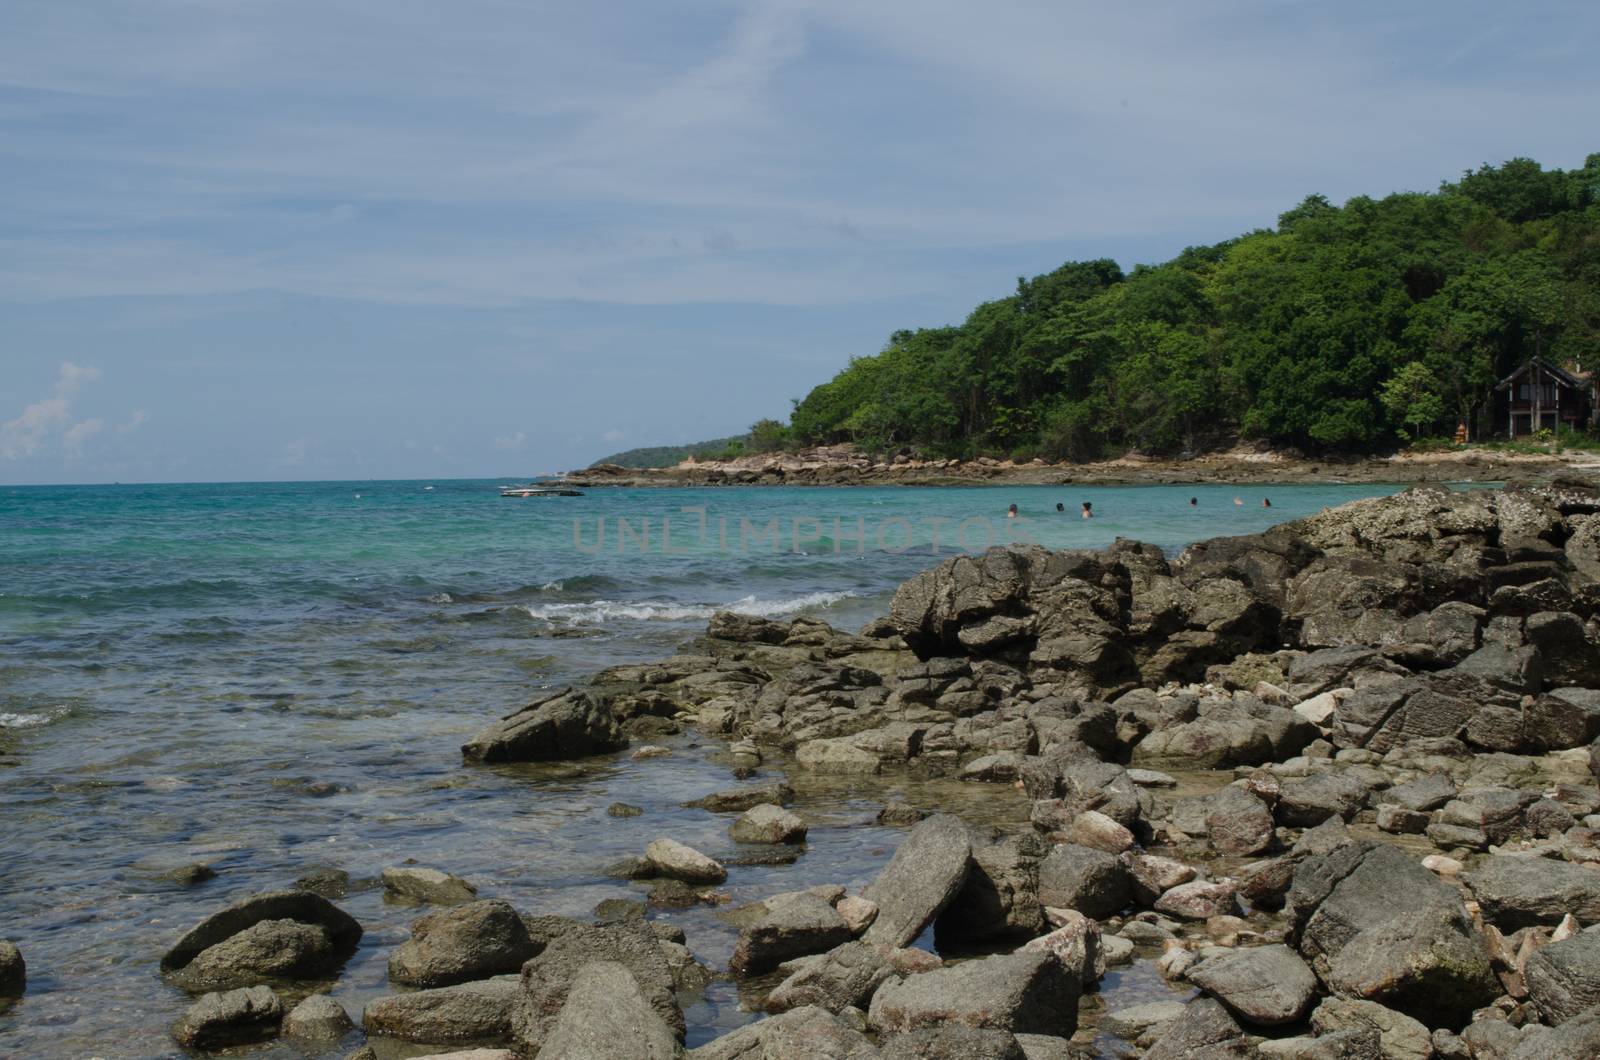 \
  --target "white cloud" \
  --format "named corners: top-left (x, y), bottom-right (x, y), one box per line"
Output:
top-left (601, 429), bottom-right (626, 443)
top-left (1, 360), bottom-right (104, 459)
top-left (62, 417), bottom-right (105, 455)
top-left (494, 431), bottom-right (527, 450)
top-left (118, 409), bottom-right (148, 432)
